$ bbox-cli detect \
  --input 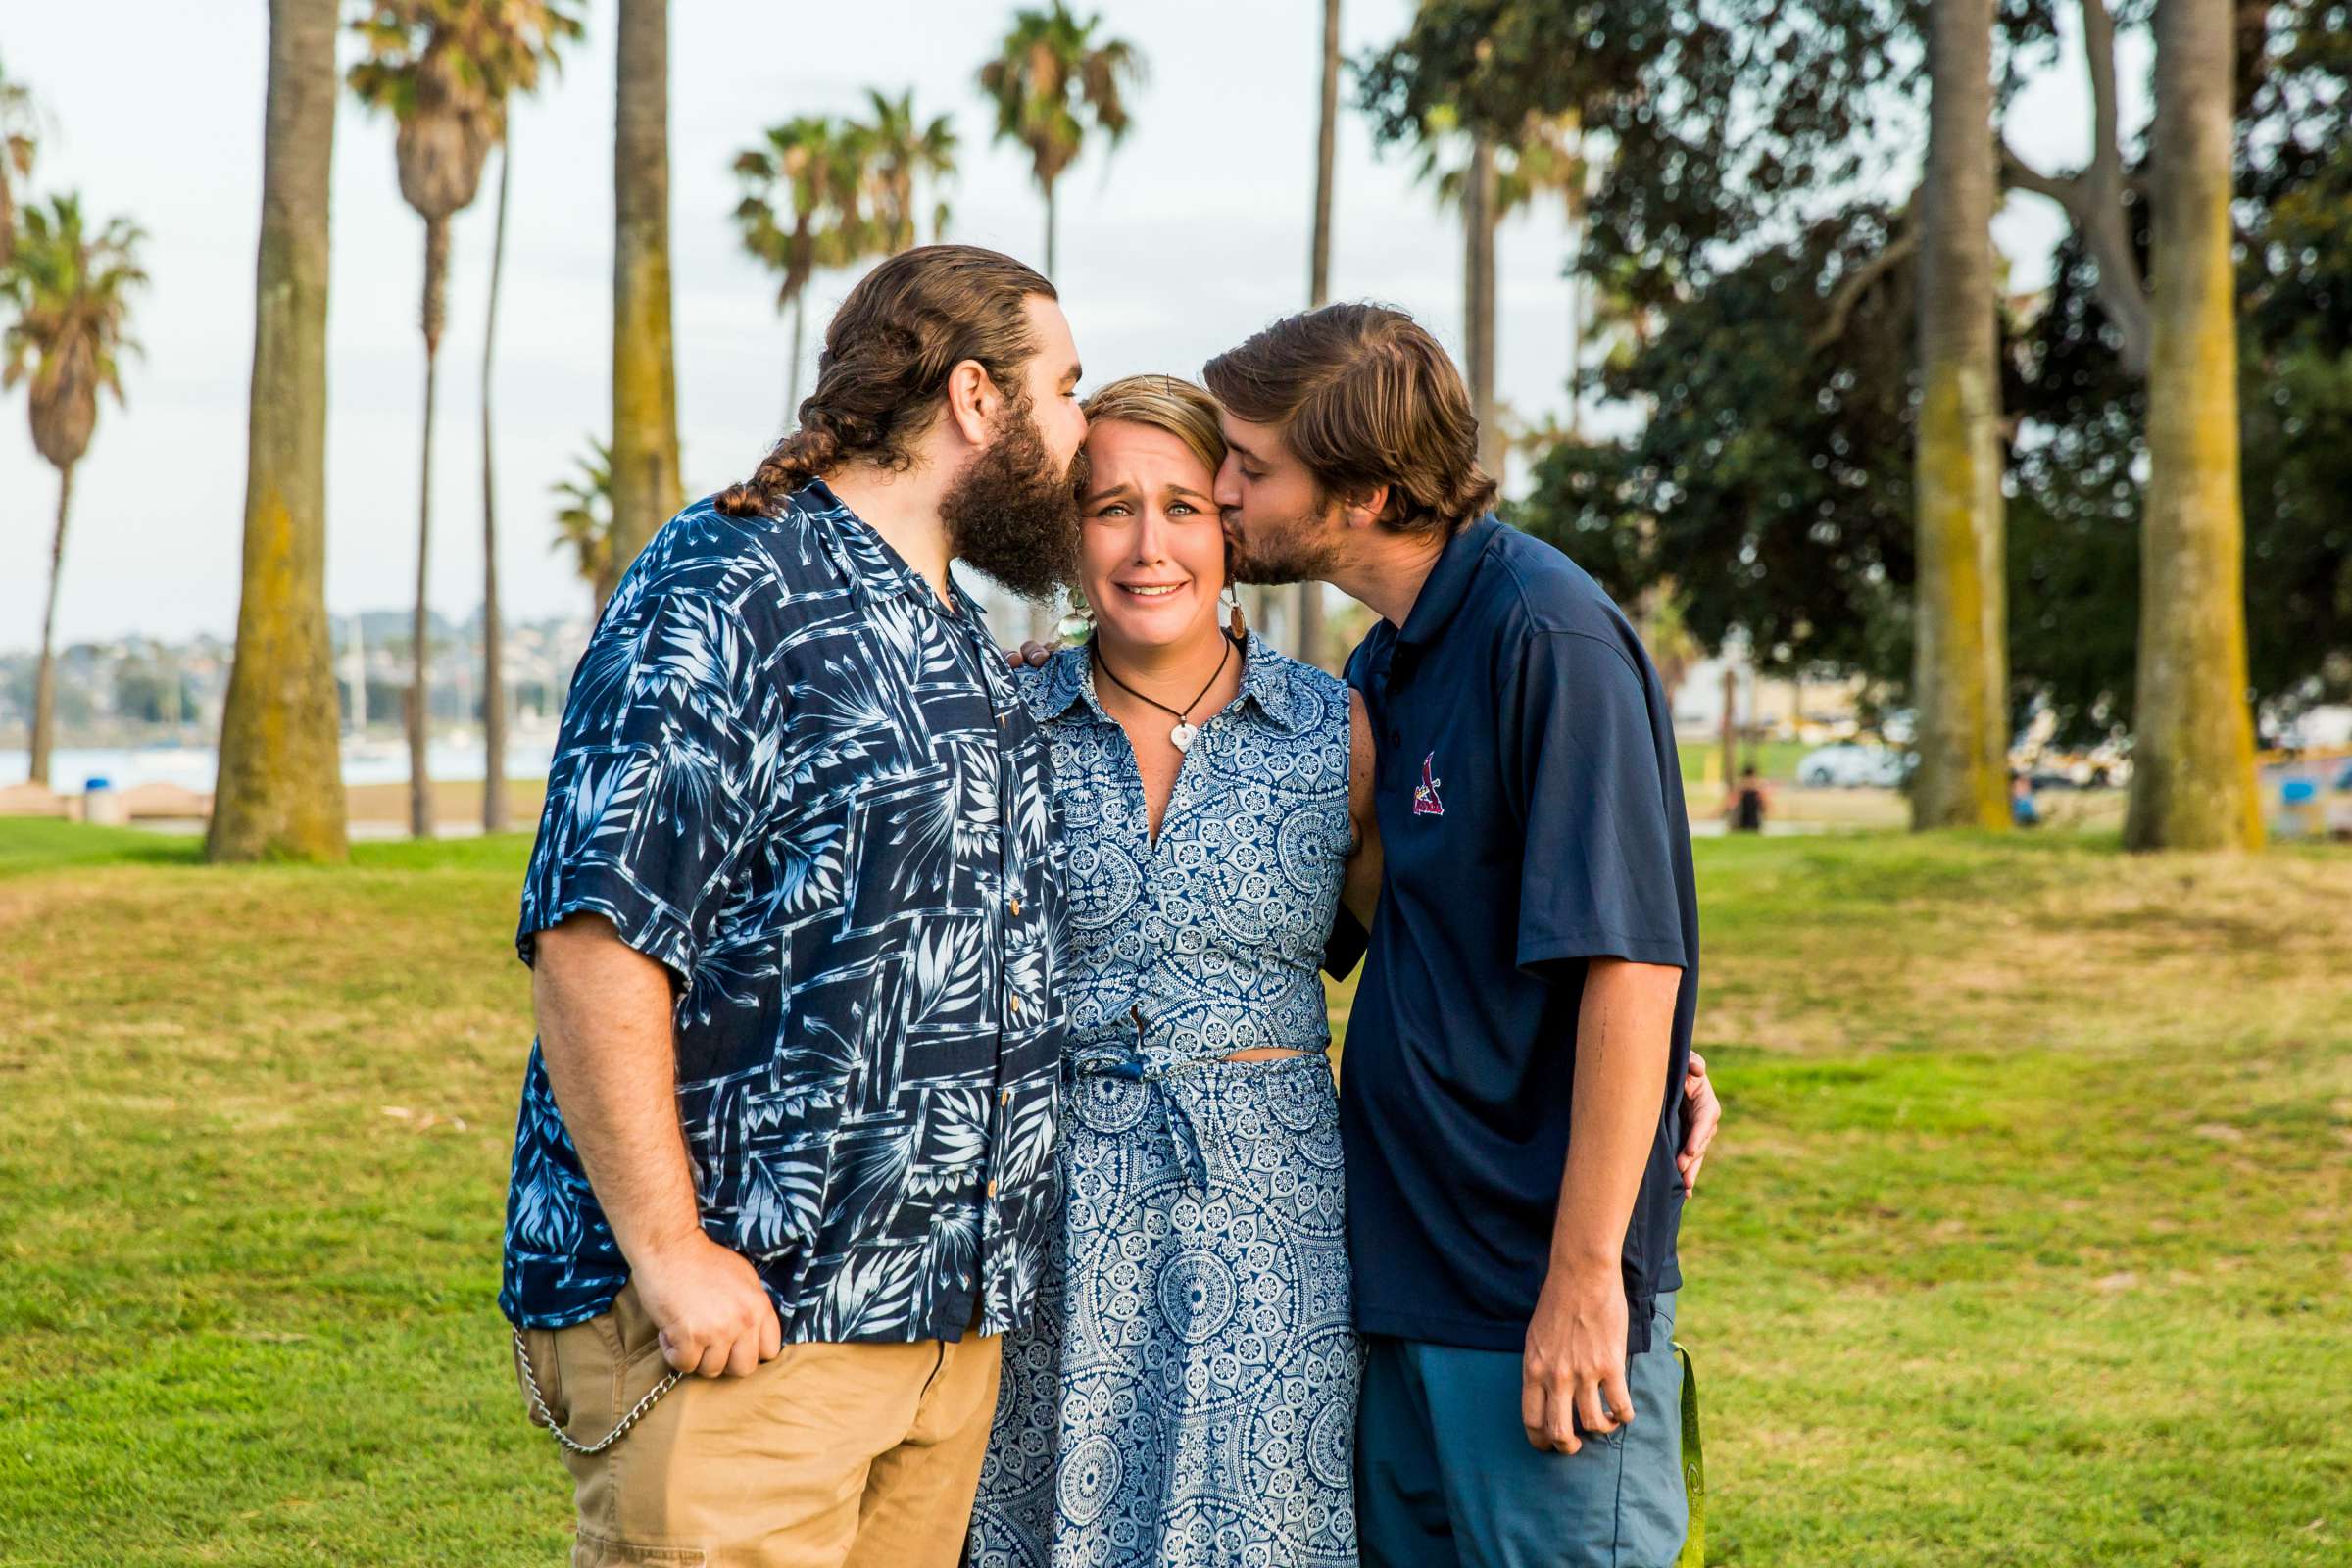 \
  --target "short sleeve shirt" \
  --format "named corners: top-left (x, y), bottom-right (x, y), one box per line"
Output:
top-left (500, 483), bottom-right (1067, 1344)
top-left (1340, 515), bottom-right (1698, 1353)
